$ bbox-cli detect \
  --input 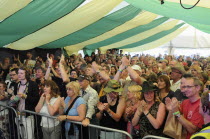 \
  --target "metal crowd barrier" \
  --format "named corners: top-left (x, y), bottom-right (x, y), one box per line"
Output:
top-left (0, 104), bottom-right (20, 139)
top-left (20, 110), bottom-right (133, 139)
top-left (142, 135), bottom-right (171, 139)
